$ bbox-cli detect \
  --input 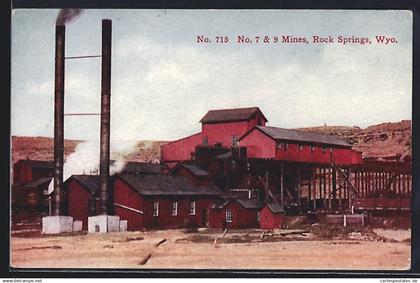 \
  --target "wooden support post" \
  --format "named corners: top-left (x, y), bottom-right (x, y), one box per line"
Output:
top-left (323, 168), bottom-right (327, 207)
top-left (308, 167), bottom-right (312, 204)
top-left (318, 168), bottom-right (322, 208)
top-left (328, 168), bottom-right (332, 210)
top-left (312, 168), bottom-right (316, 210)
top-left (297, 166), bottom-right (301, 205)
top-left (280, 163), bottom-right (284, 209)
top-left (332, 167), bottom-right (337, 209)
top-left (348, 168), bottom-right (353, 214)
